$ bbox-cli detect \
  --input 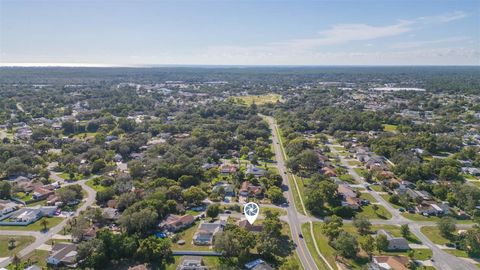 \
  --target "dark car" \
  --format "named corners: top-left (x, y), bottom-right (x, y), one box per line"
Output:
top-left (299, 234), bottom-right (303, 239)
